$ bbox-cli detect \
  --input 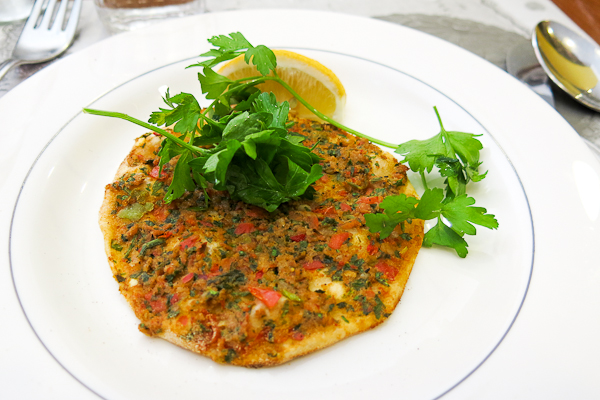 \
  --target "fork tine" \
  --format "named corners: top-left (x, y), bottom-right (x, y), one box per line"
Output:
top-left (23, 0), bottom-right (46, 30)
top-left (39, 0), bottom-right (58, 30)
top-left (64, 0), bottom-right (82, 37)
top-left (52, 0), bottom-right (70, 31)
